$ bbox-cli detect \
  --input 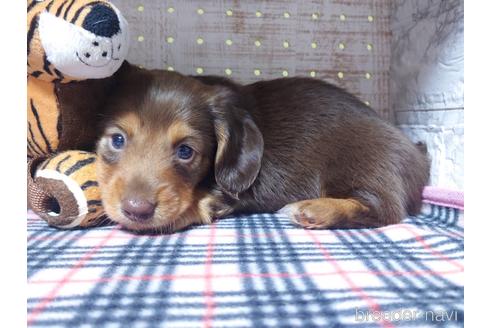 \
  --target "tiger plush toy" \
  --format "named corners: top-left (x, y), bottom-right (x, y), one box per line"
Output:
top-left (27, 0), bottom-right (129, 228)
